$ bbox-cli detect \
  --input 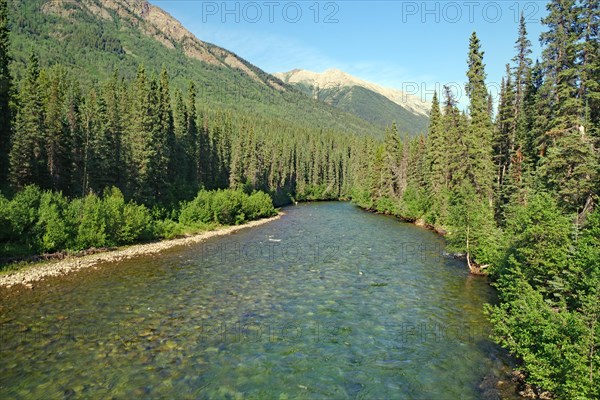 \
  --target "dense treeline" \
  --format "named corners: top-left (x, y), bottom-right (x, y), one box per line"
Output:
top-left (355, 1), bottom-right (599, 397)
top-left (4, 58), bottom-right (358, 206)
